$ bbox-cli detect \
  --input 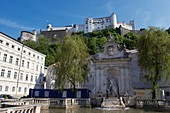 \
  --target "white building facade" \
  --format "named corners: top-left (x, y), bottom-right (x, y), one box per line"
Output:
top-left (45, 13), bottom-right (134, 34)
top-left (84, 13), bottom-right (134, 33)
top-left (84, 13), bottom-right (118, 33)
top-left (0, 32), bottom-right (46, 97)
